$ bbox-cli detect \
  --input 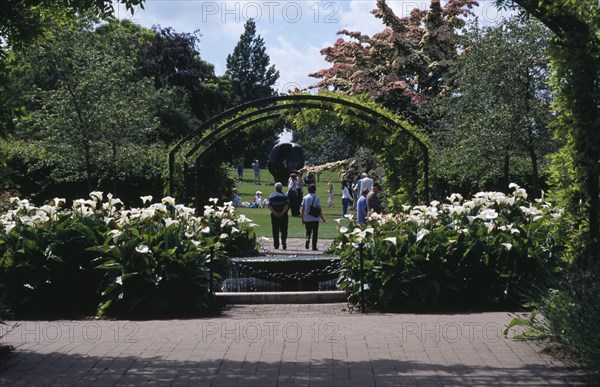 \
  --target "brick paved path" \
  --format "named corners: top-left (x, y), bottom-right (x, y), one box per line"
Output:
top-left (0, 304), bottom-right (592, 386)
